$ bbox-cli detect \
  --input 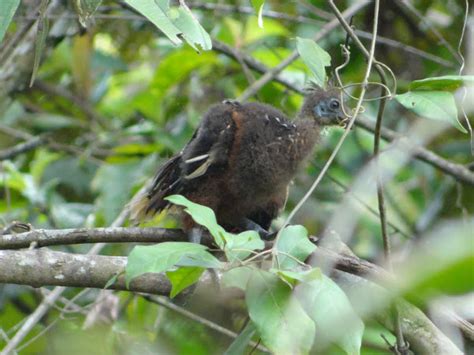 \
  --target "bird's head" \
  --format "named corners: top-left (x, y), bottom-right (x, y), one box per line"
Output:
top-left (299, 85), bottom-right (347, 126)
